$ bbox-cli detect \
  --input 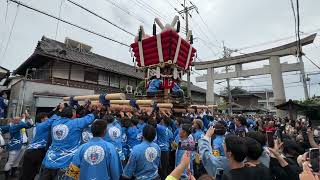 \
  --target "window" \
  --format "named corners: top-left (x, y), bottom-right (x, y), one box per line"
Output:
top-left (110, 75), bottom-right (119, 88)
top-left (128, 78), bottom-right (137, 88)
top-left (120, 77), bottom-right (128, 89)
top-left (98, 72), bottom-right (109, 85)
top-left (84, 70), bottom-right (98, 83)
top-left (70, 64), bottom-right (84, 81)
